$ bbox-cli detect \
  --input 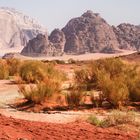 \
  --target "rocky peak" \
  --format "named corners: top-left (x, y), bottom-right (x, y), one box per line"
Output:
top-left (82, 10), bottom-right (100, 18)
top-left (62, 10), bottom-right (119, 54)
